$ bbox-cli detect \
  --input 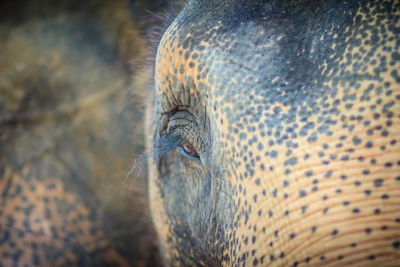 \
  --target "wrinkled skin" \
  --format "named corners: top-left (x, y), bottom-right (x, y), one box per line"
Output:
top-left (147, 0), bottom-right (400, 266)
